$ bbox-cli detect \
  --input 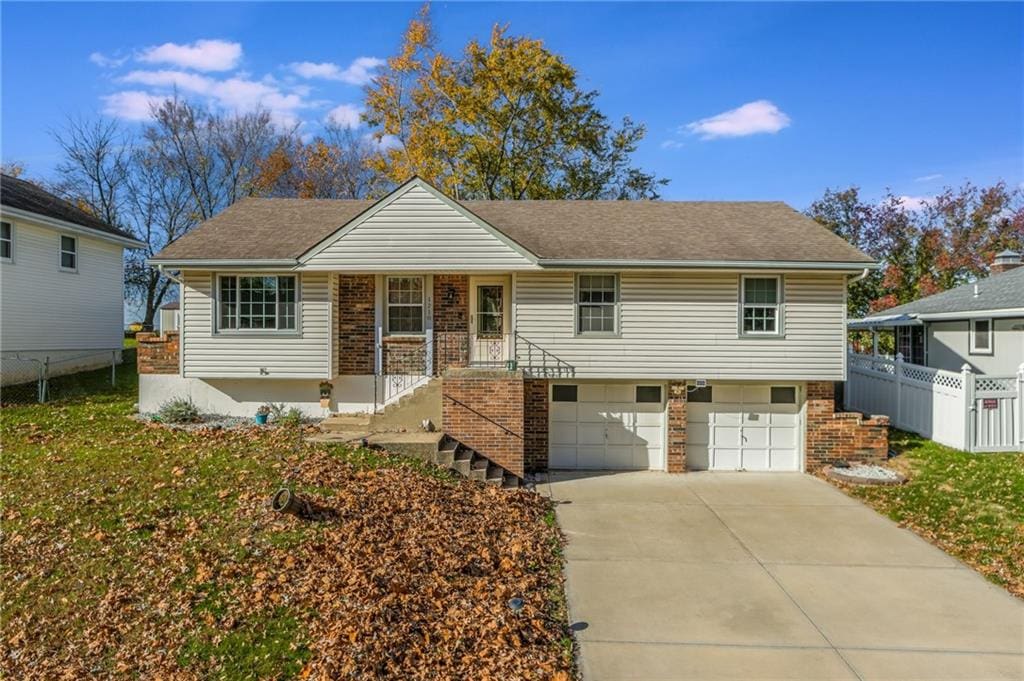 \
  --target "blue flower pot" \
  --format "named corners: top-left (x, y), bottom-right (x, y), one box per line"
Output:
top-left (255, 413), bottom-right (269, 425)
